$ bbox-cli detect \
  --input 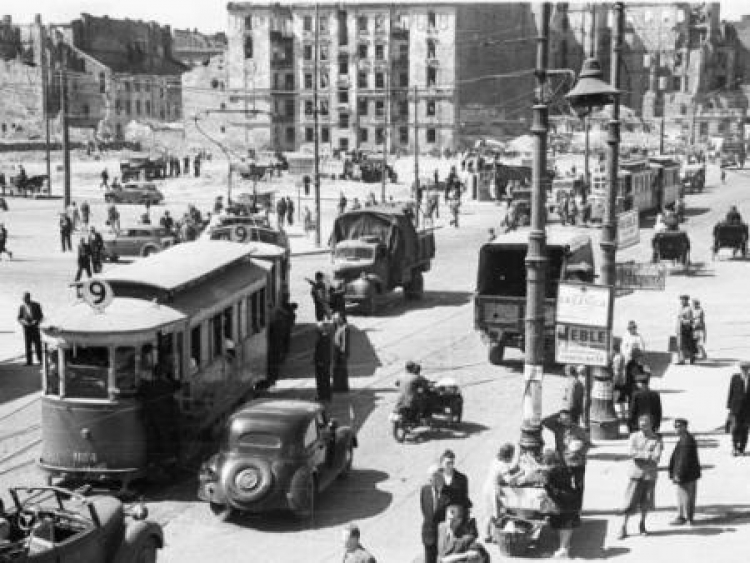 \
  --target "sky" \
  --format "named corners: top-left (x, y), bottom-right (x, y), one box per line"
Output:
top-left (3, 0), bottom-right (750, 34)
